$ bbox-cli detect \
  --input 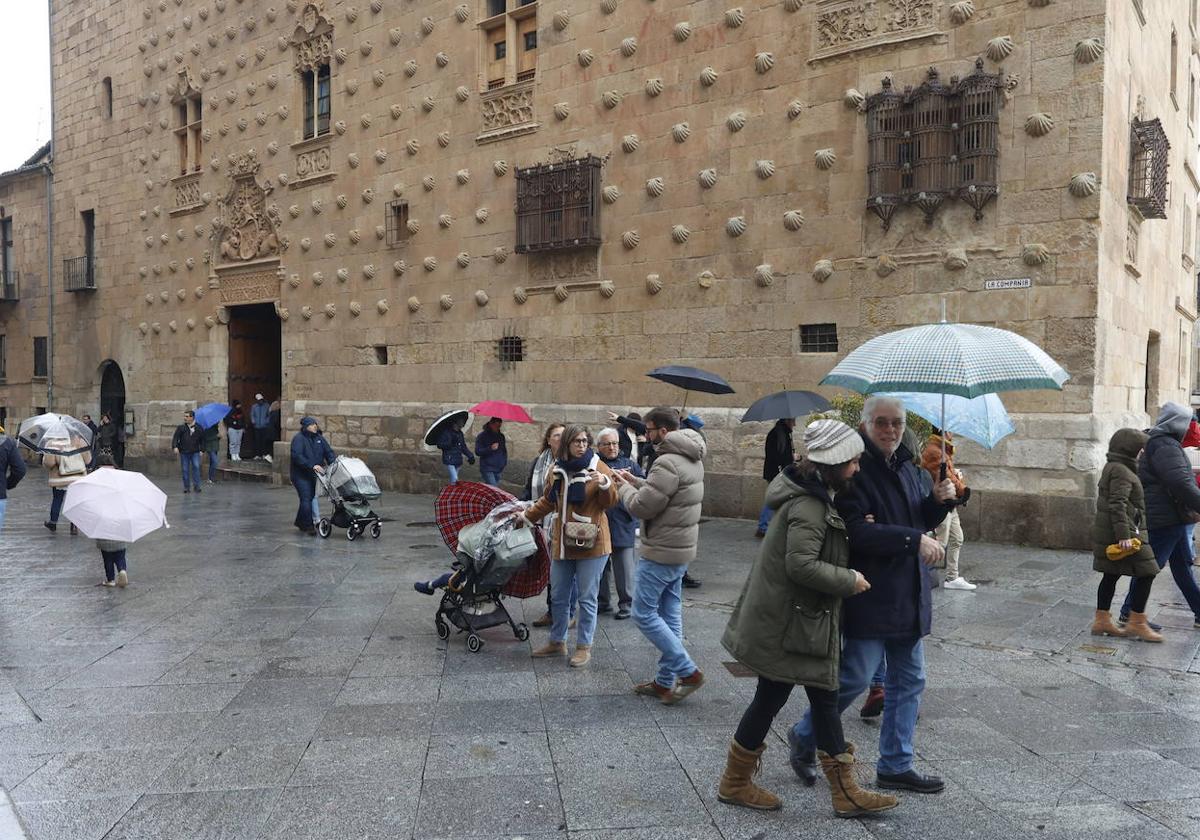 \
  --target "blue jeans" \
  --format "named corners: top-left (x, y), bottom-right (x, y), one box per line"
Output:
top-left (311, 495), bottom-right (321, 523)
top-left (790, 636), bottom-right (926, 774)
top-left (633, 558), bottom-right (697, 688)
top-left (871, 658), bottom-right (886, 688)
top-left (293, 476), bottom-right (317, 529)
top-left (1188, 523), bottom-right (1196, 560)
top-left (481, 470), bottom-right (502, 487)
top-left (757, 504), bottom-right (773, 533)
top-left (49, 487), bottom-right (67, 522)
top-left (0, 498), bottom-right (6, 531)
top-left (101, 549), bottom-right (127, 582)
top-left (205, 447), bottom-right (219, 481)
top-left (1123, 524), bottom-right (1200, 619)
top-left (549, 555), bottom-right (607, 645)
top-left (446, 464), bottom-right (459, 483)
top-left (180, 452), bottom-right (201, 490)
